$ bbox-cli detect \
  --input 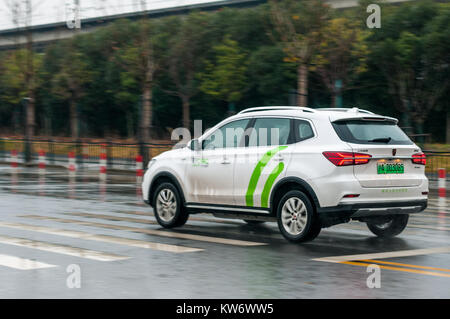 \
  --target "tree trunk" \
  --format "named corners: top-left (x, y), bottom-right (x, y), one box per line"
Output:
top-left (140, 51), bottom-right (155, 142)
top-left (70, 98), bottom-right (78, 139)
top-left (26, 96), bottom-right (35, 138)
top-left (182, 96), bottom-right (190, 130)
top-left (141, 82), bottom-right (153, 141)
top-left (297, 63), bottom-right (308, 107)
